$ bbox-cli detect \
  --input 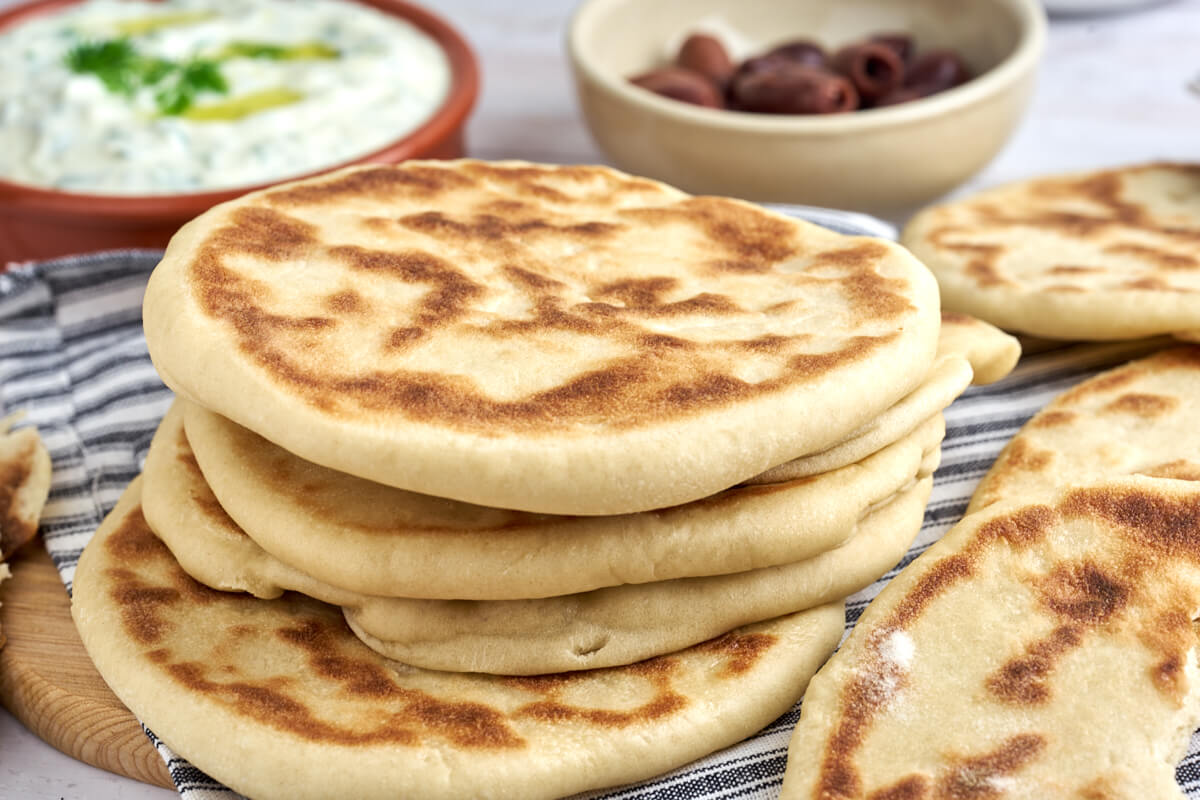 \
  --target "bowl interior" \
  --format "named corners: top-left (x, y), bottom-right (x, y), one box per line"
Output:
top-left (575, 0), bottom-right (1025, 98)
